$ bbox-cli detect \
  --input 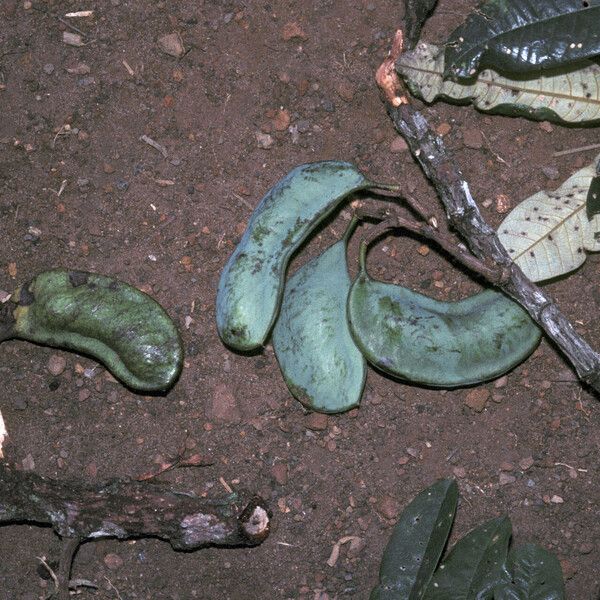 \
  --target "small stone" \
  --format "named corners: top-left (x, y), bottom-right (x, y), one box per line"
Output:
top-left (271, 462), bottom-right (289, 485)
top-left (66, 62), bottom-right (91, 75)
top-left (519, 456), bottom-right (534, 471)
top-left (541, 166), bottom-right (559, 180)
top-left (305, 412), bottom-right (328, 431)
top-left (366, 390), bottom-right (383, 405)
top-left (390, 136), bottom-right (408, 153)
top-left (115, 178), bottom-right (129, 191)
top-left (499, 473), bottom-right (516, 485)
top-left (158, 33), bottom-right (185, 57)
top-left (436, 122), bottom-right (451, 136)
top-left (273, 109), bottom-right (291, 131)
top-left (13, 396), bottom-right (27, 410)
top-left (550, 495), bottom-right (564, 504)
top-left (495, 194), bottom-right (511, 214)
top-left (499, 462), bottom-right (514, 471)
top-left (255, 132), bottom-right (274, 149)
top-left (86, 462), bottom-right (98, 477)
top-left (103, 553), bottom-right (124, 570)
top-left (539, 121), bottom-right (554, 133)
top-left (78, 388), bottom-right (91, 402)
top-left (22, 453), bottom-right (35, 471)
top-left (462, 128), bottom-right (483, 149)
top-left (417, 244), bottom-right (430, 256)
top-left (406, 447), bottom-right (419, 458)
top-left (579, 542), bottom-right (594, 554)
top-left (464, 388), bottom-right (489, 412)
top-left (453, 466), bottom-right (466, 478)
top-left (47, 354), bottom-right (67, 376)
top-left (43, 63), bottom-right (55, 75)
top-left (23, 0), bottom-right (32, 9)
top-left (560, 559), bottom-right (577, 580)
top-left (282, 22), bottom-right (308, 41)
top-left (377, 495), bottom-right (400, 520)
top-left (63, 31), bottom-right (84, 47)
top-left (103, 163), bottom-right (115, 174)
top-left (335, 79), bottom-right (354, 102)
top-left (205, 384), bottom-right (241, 424)
top-left (494, 375), bottom-right (508, 389)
